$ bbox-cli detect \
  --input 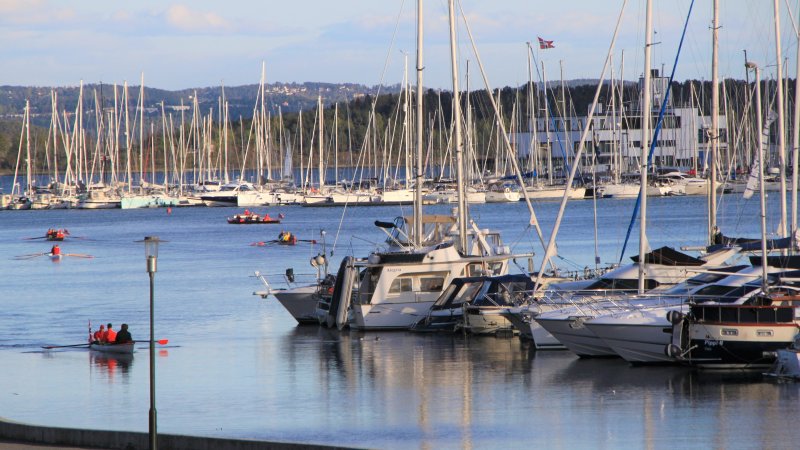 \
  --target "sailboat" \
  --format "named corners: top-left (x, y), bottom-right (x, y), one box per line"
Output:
top-left (343, 0), bottom-right (531, 330)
